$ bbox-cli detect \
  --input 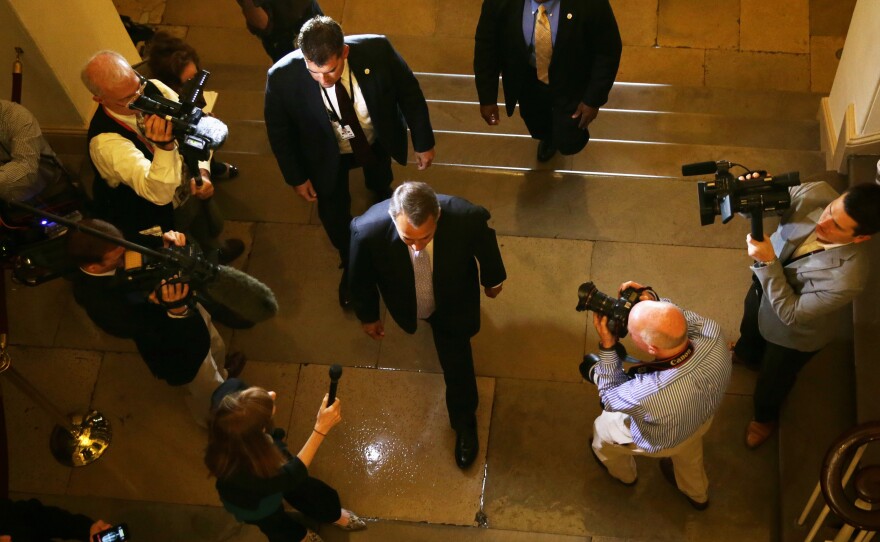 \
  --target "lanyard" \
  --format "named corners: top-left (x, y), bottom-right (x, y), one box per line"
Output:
top-left (321, 72), bottom-right (355, 124)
